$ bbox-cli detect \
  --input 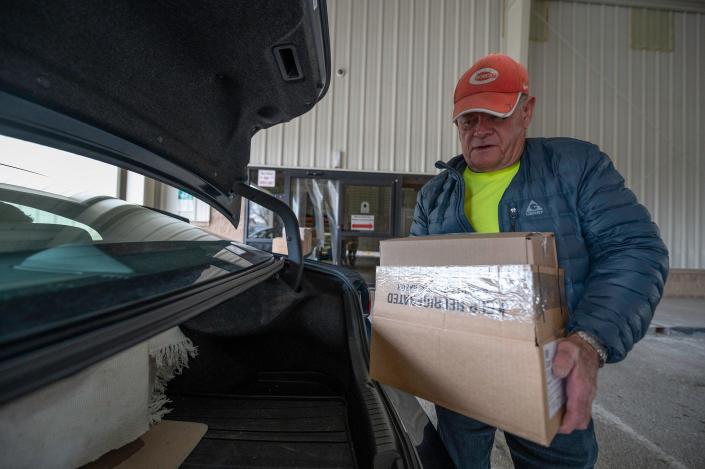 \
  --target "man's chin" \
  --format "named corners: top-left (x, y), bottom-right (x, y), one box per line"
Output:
top-left (468, 152), bottom-right (502, 172)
